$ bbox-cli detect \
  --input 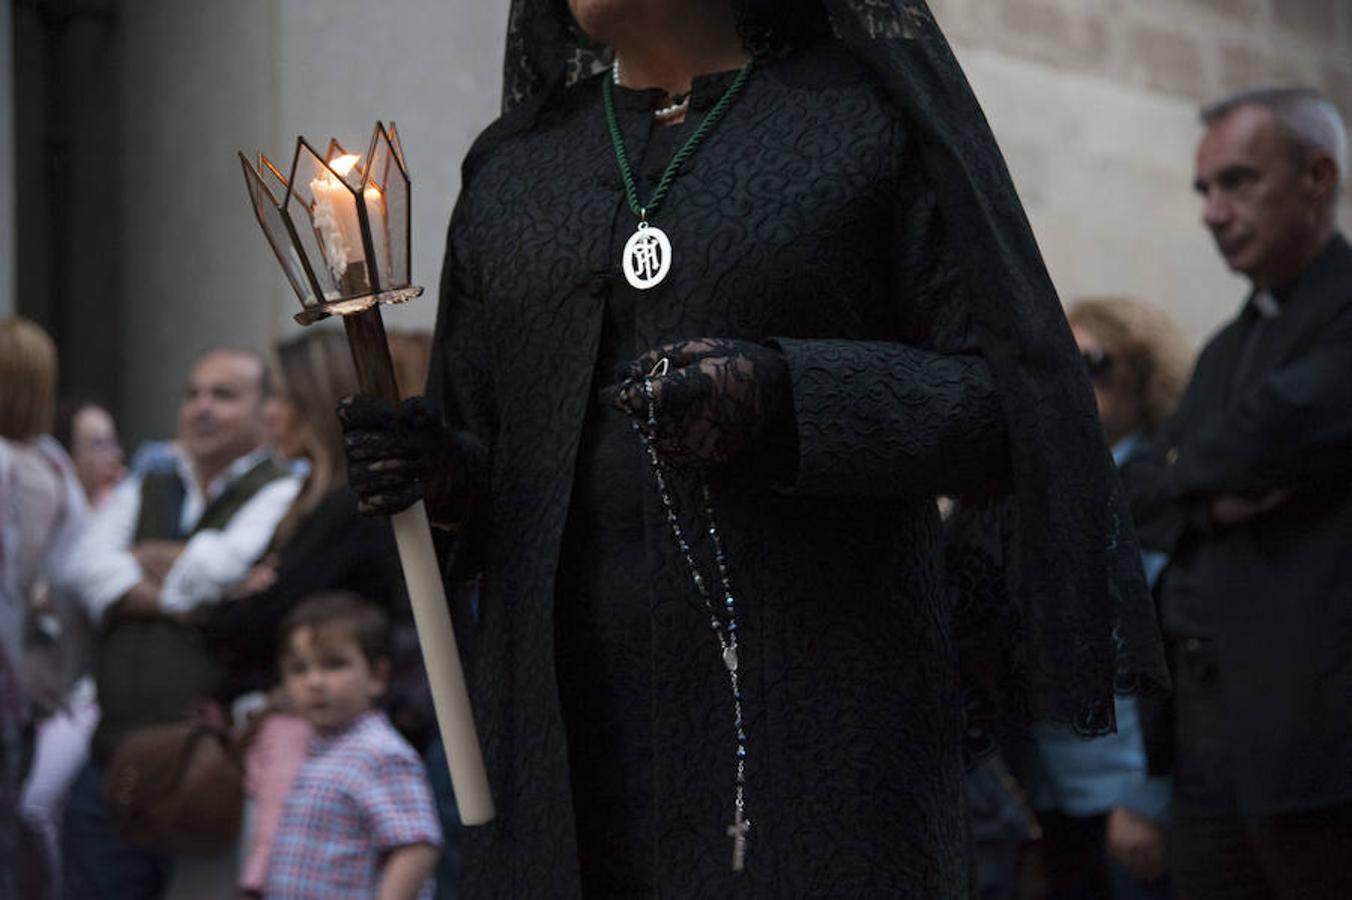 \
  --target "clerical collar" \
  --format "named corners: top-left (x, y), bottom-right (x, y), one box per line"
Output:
top-left (1249, 289), bottom-right (1281, 319)
top-left (1248, 233), bottom-right (1345, 320)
